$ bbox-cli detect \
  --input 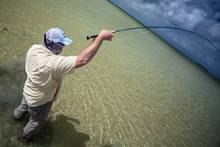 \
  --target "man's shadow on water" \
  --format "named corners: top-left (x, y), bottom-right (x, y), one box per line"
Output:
top-left (34, 114), bottom-right (90, 147)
